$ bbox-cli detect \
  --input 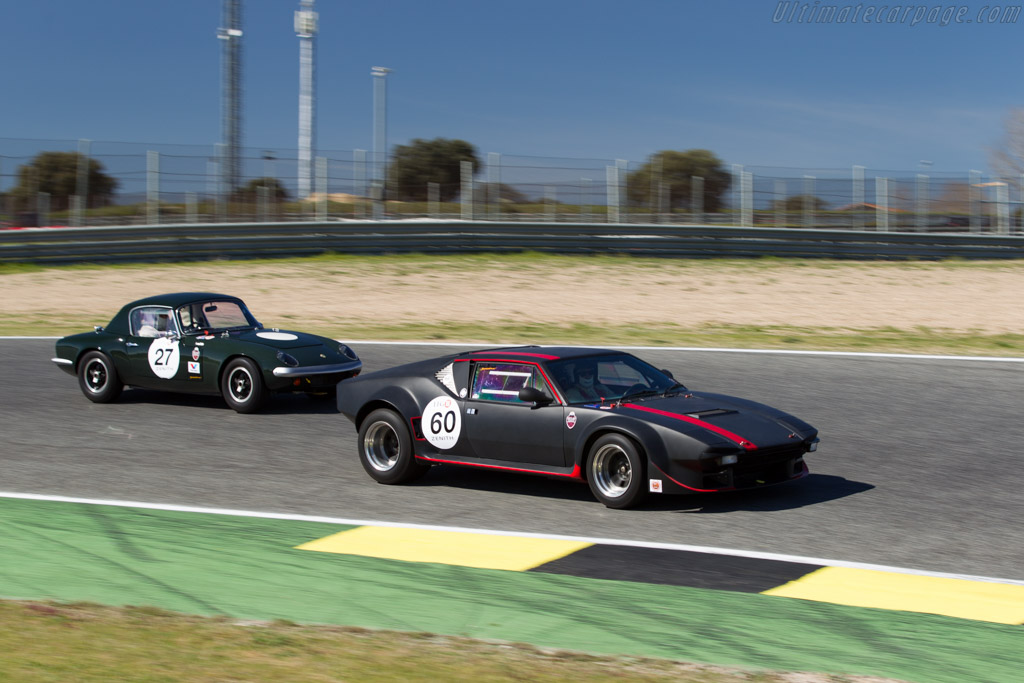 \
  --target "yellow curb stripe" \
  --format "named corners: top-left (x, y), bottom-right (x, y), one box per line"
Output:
top-left (762, 566), bottom-right (1024, 625)
top-left (296, 526), bottom-right (593, 571)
